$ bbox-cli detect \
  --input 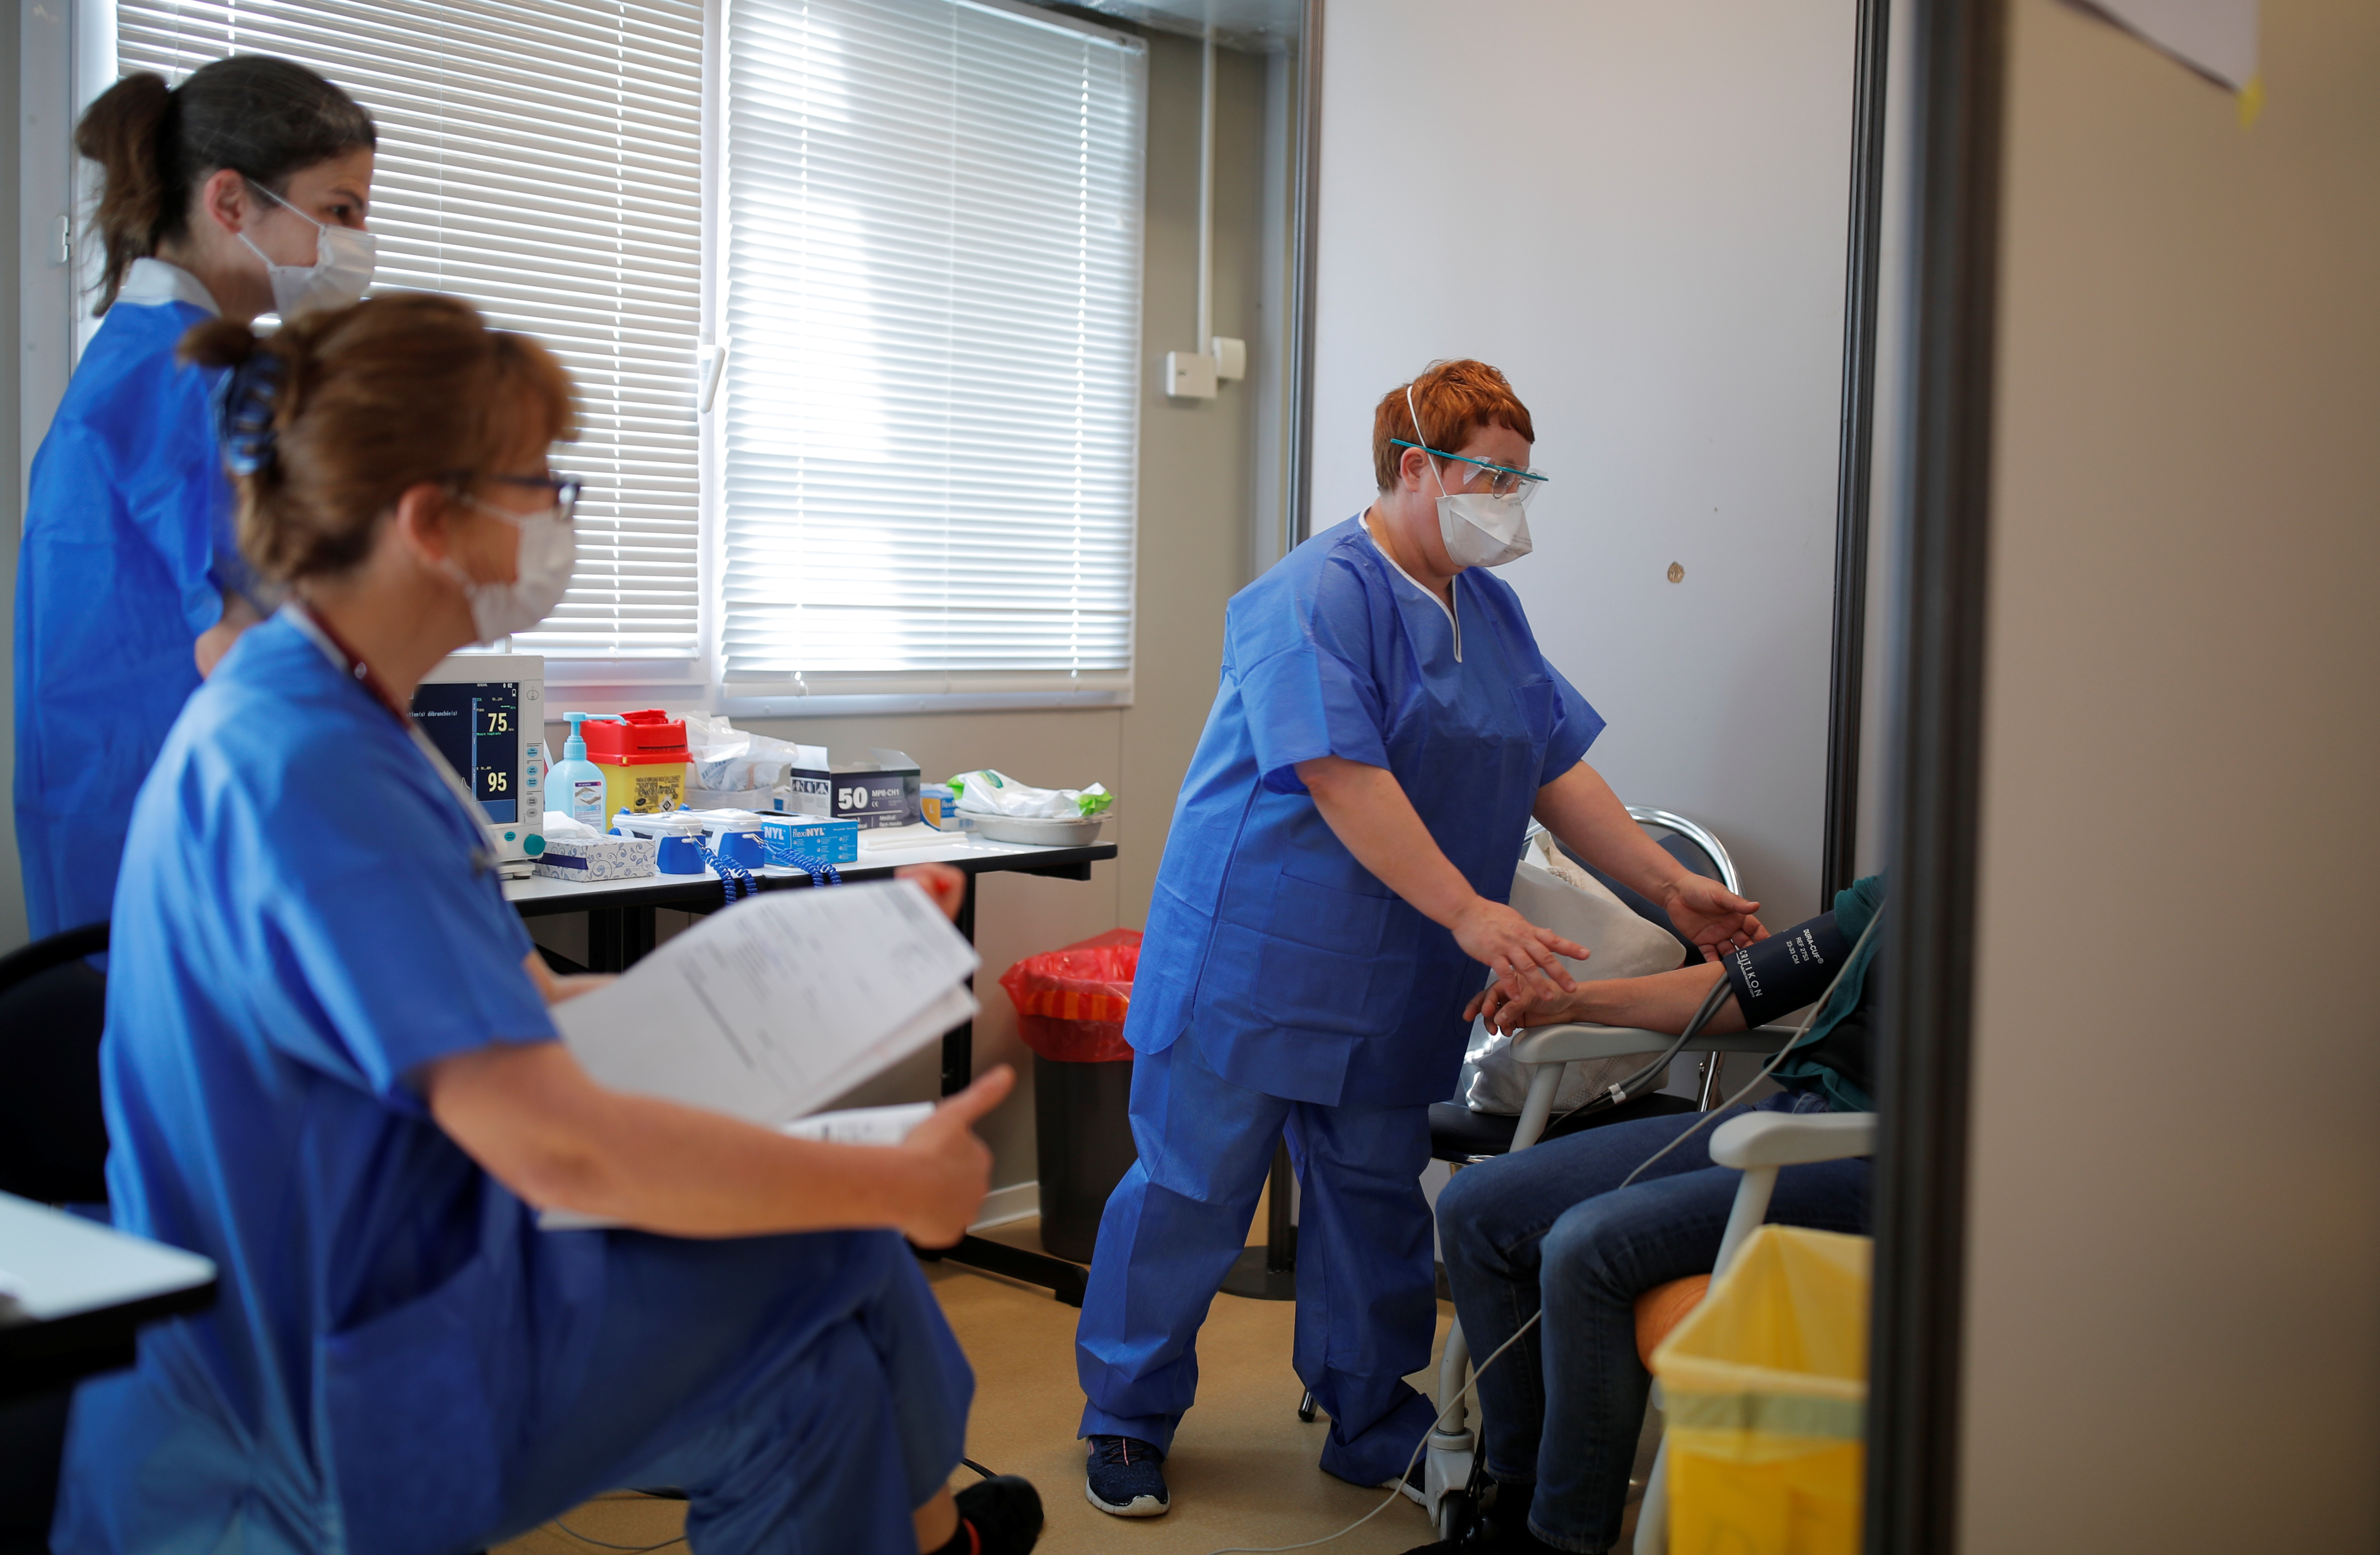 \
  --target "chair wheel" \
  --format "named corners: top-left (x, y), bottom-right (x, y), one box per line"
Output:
top-left (1296, 1390), bottom-right (1318, 1423)
top-left (1435, 1488), bottom-right (1478, 1542)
